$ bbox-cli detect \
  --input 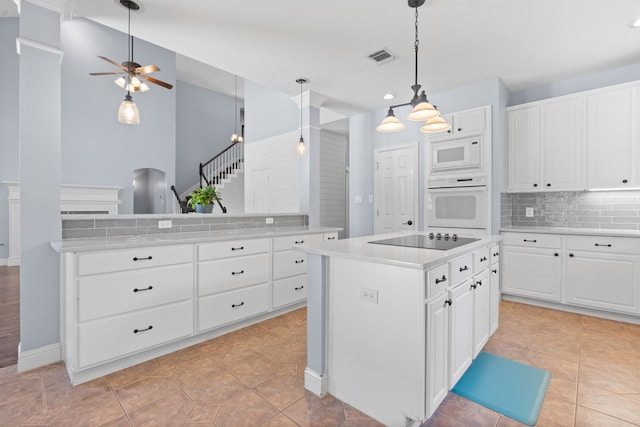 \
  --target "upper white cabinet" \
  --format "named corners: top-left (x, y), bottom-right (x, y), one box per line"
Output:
top-left (586, 86), bottom-right (639, 189)
top-left (508, 97), bottom-right (584, 192)
top-left (508, 81), bottom-right (640, 192)
top-left (431, 107), bottom-right (486, 140)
